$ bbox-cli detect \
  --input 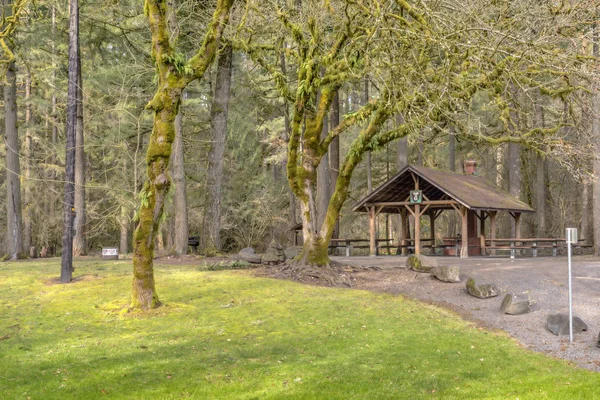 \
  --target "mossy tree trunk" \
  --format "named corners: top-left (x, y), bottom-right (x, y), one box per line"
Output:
top-left (132, 0), bottom-right (233, 310)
